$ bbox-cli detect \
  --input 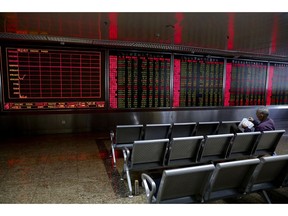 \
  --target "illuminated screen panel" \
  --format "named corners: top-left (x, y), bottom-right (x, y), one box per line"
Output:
top-left (2, 47), bottom-right (105, 110)
top-left (228, 60), bottom-right (267, 106)
top-left (109, 52), bottom-right (171, 109)
top-left (270, 63), bottom-right (288, 105)
top-left (174, 56), bottom-right (224, 107)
